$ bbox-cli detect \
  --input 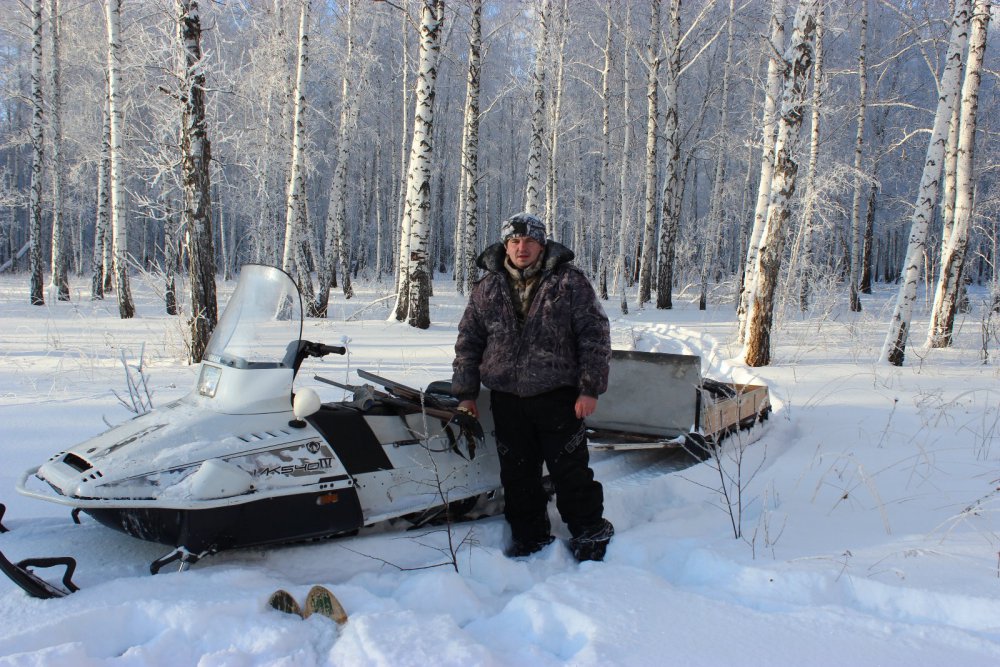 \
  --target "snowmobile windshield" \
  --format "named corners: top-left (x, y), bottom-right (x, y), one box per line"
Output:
top-left (203, 265), bottom-right (303, 369)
